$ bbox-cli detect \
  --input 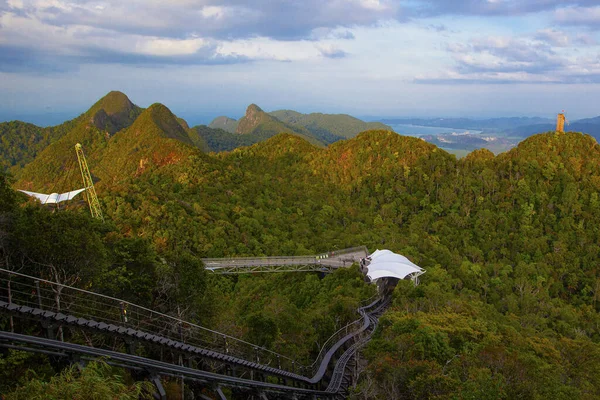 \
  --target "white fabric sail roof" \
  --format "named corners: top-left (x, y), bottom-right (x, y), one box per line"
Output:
top-left (365, 249), bottom-right (424, 282)
top-left (19, 188), bottom-right (86, 205)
